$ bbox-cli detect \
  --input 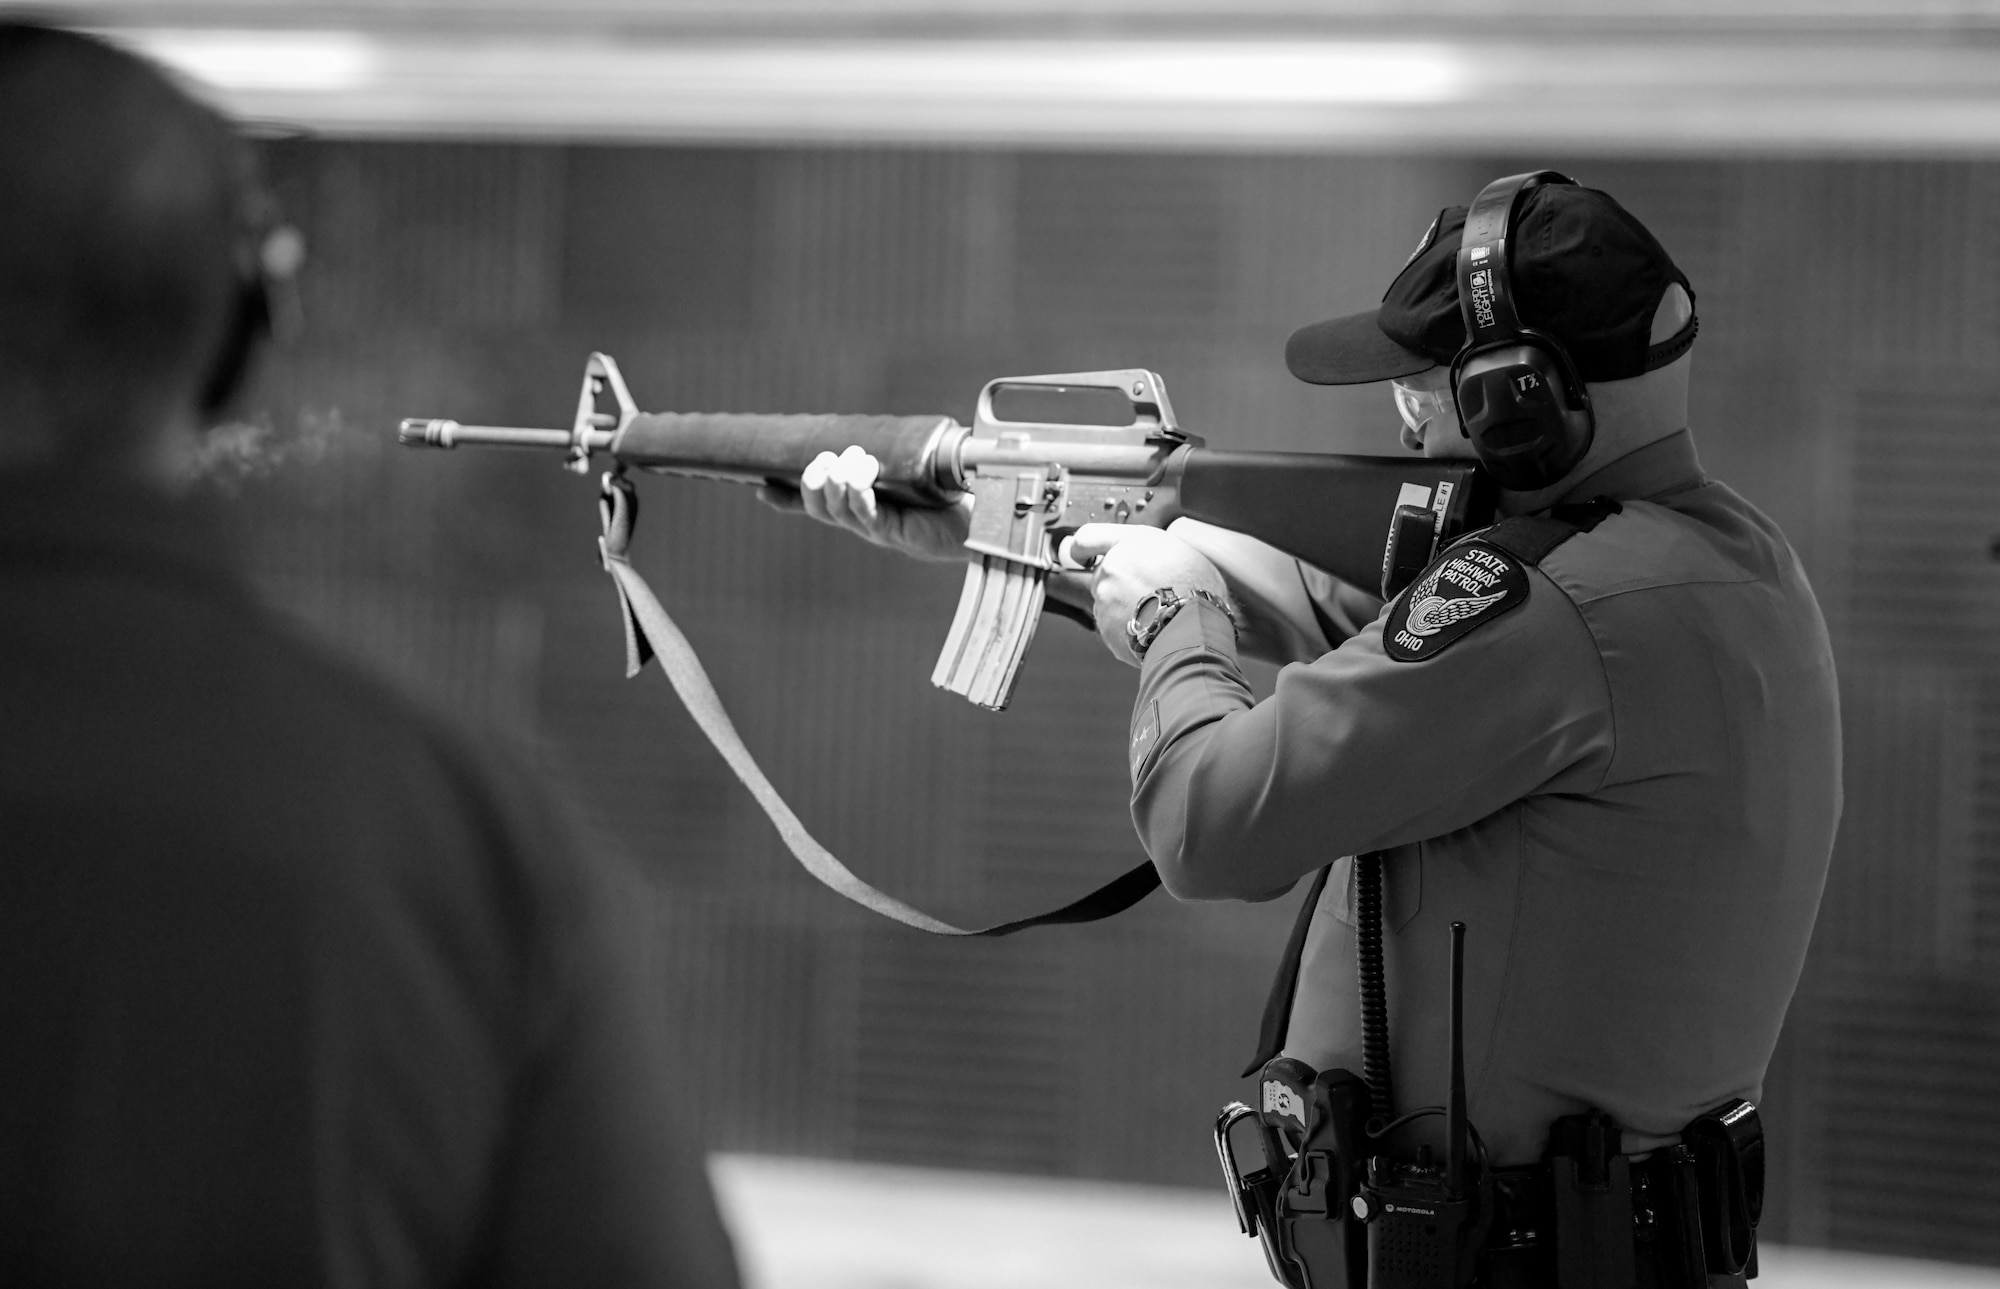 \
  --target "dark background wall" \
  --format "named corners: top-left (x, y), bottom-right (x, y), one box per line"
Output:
top-left (222, 141), bottom-right (2000, 1264)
